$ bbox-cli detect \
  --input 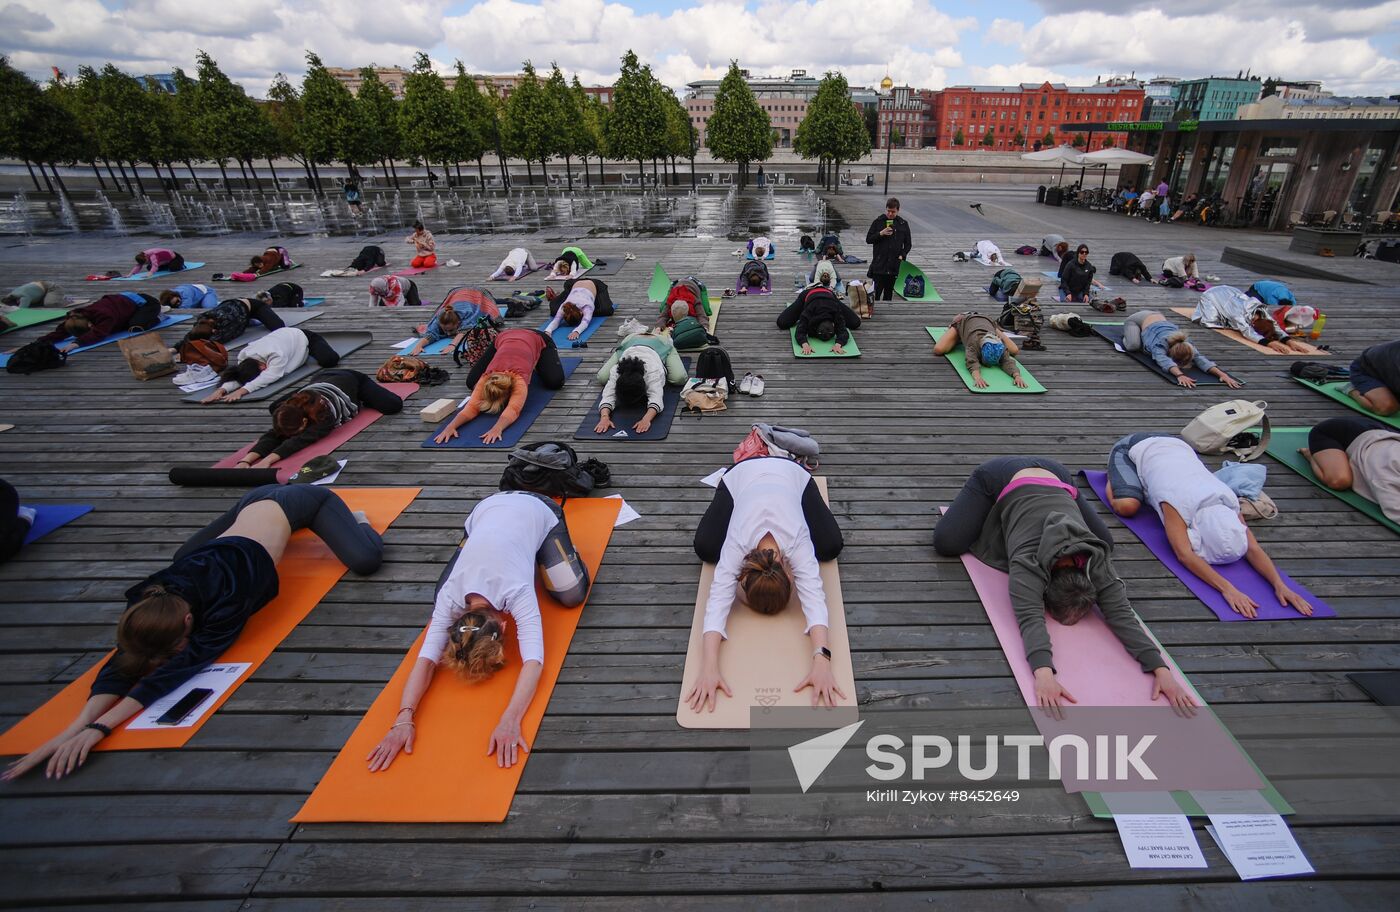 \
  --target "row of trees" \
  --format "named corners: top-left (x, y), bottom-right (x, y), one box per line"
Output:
top-left (1, 51), bottom-right (880, 196)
